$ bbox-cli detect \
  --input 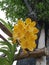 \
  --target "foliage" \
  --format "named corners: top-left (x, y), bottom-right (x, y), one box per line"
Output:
top-left (31, 0), bottom-right (49, 22)
top-left (0, 19), bottom-right (17, 65)
top-left (0, 18), bottom-right (13, 33)
top-left (0, 57), bottom-right (10, 65)
top-left (0, 41), bottom-right (17, 65)
top-left (0, 0), bottom-right (49, 65)
top-left (0, 18), bottom-right (39, 65)
top-left (0, 0), bottom-right (49, 22)
top-left (0, 0), bottom-right (28, 22)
